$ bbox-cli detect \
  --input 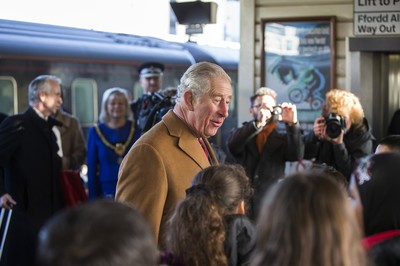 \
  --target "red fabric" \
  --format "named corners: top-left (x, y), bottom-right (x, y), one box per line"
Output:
top-left (60, 170), bottom-right (88, 208)
top-left (256, 121), bottom-right (276, 153)
top-left (362, 230), bottom-right (400, 251)
top-left (198, 137), bottom-right (209, 160)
